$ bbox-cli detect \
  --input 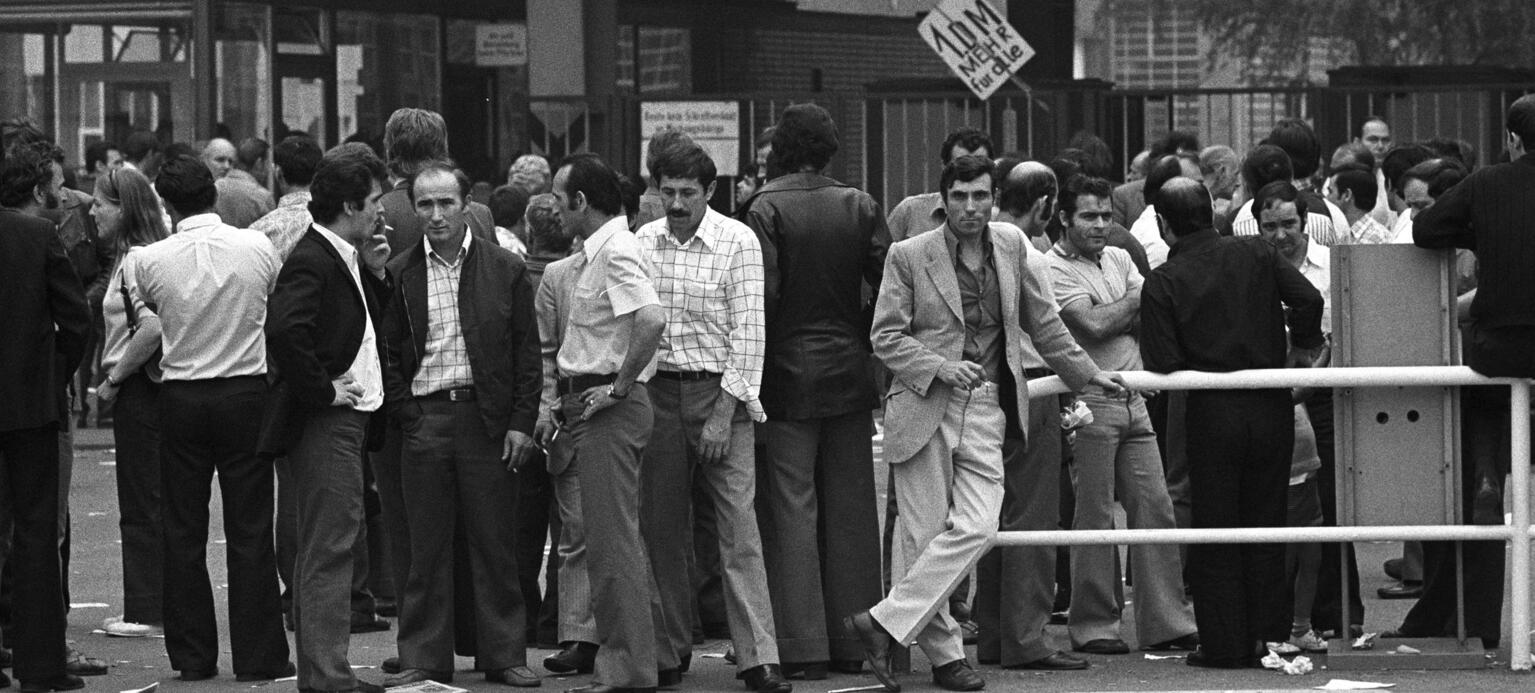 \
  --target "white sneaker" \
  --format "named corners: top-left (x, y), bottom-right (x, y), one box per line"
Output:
top-left (103, 615), bottom-right (162, 638)
top-left (1288, 629), bottom-right (1328, 652)
top-left (1266, 640), bottom-right (1301, 655)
